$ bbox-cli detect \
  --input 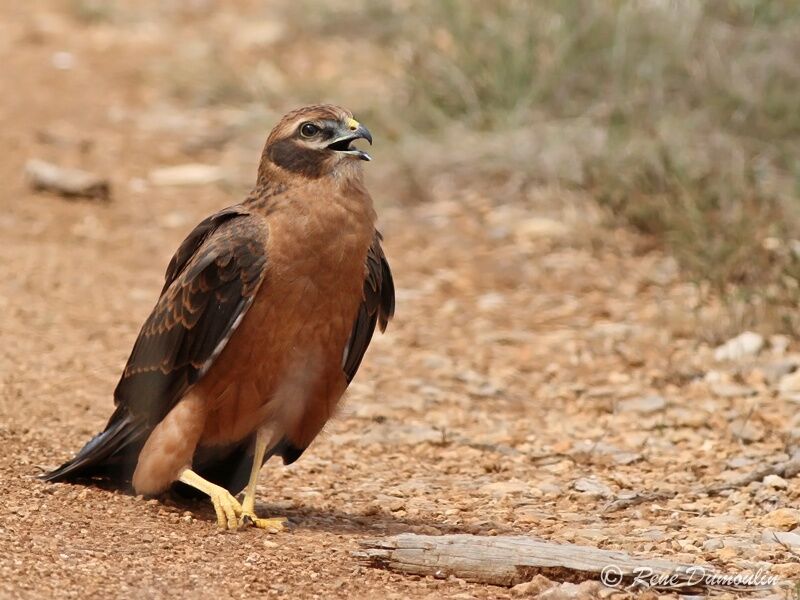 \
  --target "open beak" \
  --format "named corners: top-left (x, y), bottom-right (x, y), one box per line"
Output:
top-left (326, 118), bottom-right (373, 161)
